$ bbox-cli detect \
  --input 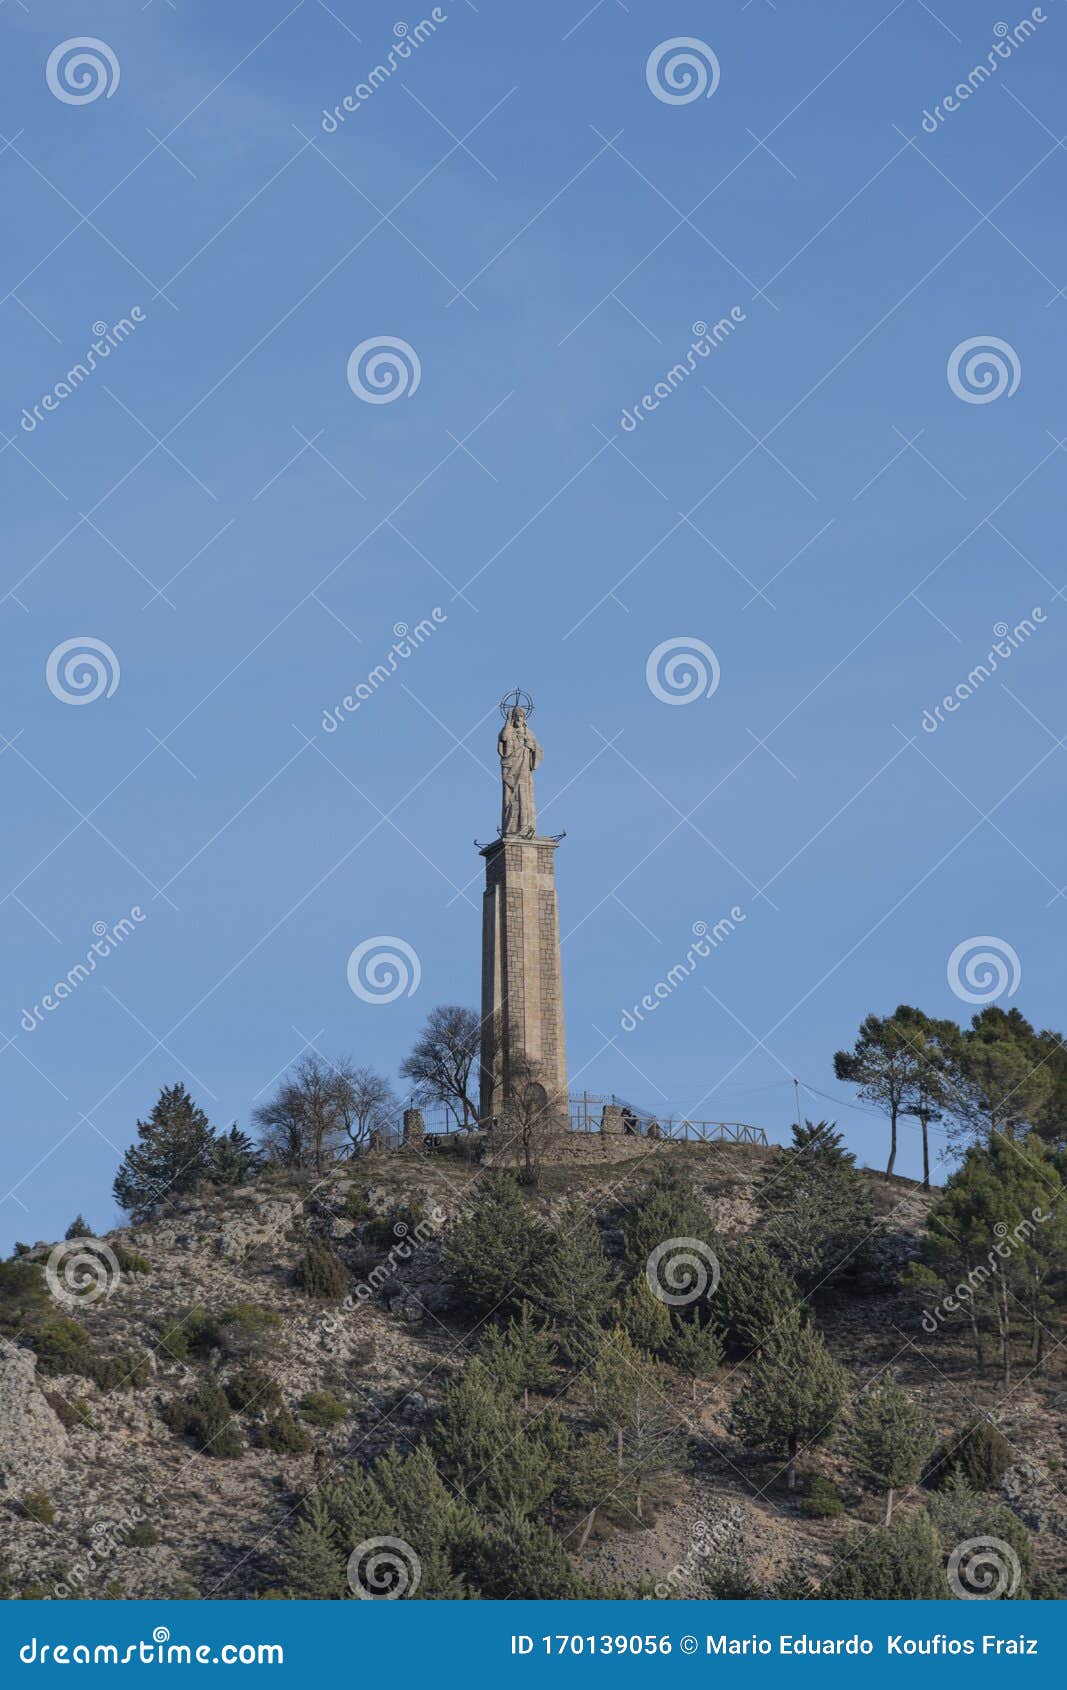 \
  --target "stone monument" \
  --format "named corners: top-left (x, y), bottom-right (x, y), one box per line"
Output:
top-left (478, 691), bottom-right (568, 1123)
